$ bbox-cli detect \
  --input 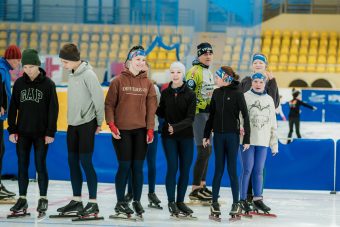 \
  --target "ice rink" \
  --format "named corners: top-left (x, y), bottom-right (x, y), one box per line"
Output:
top-left (0, 121), bottom-right (339, 227)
